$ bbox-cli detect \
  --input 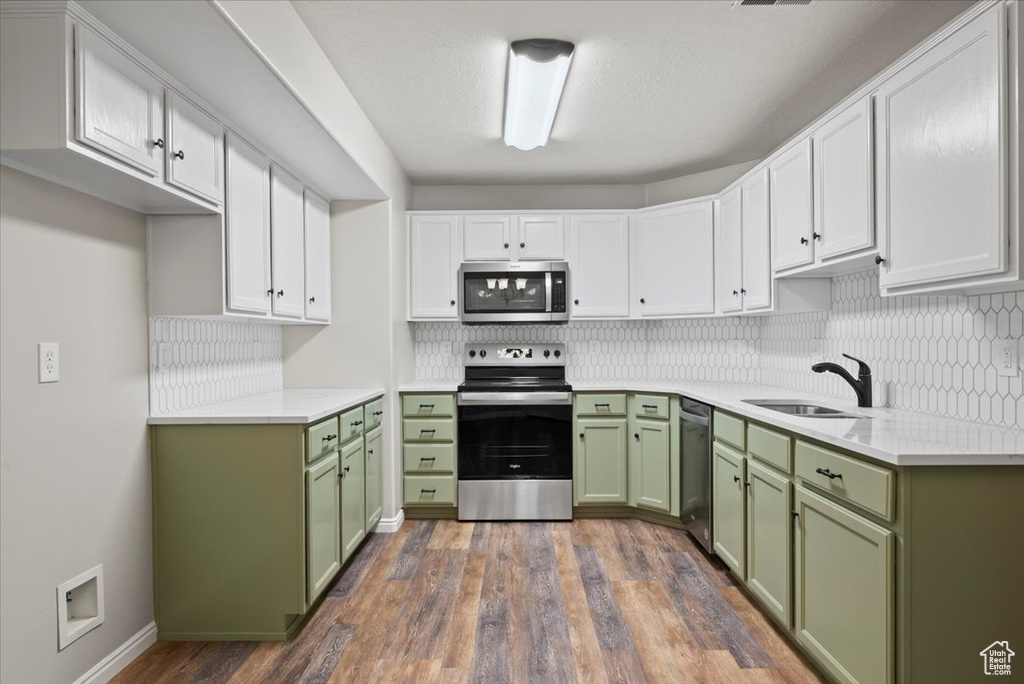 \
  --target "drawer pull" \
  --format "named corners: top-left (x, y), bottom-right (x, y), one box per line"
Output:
top-left (815, 467), bottom-right (842, 480)
top-left (421, 488), bottom-right (436, 494)
top-left (322, 434), bottom-right (337, 442)
top-left (420, 429), bottom-right (436, 435)
top-left (642, 404), bottom-right (658, 410)
top-left (733, 475), bottom-right (740, 483)
top-left (593, 403), bottom-right (610, 408)
top-left (419, 457), bottom-right (436, 462)
top-left (352, 420), bottom-right (363, 427)
top-left (419, 403), bottom-right (435, 409)
top-left (373, 411), bottom-right (384, 416)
